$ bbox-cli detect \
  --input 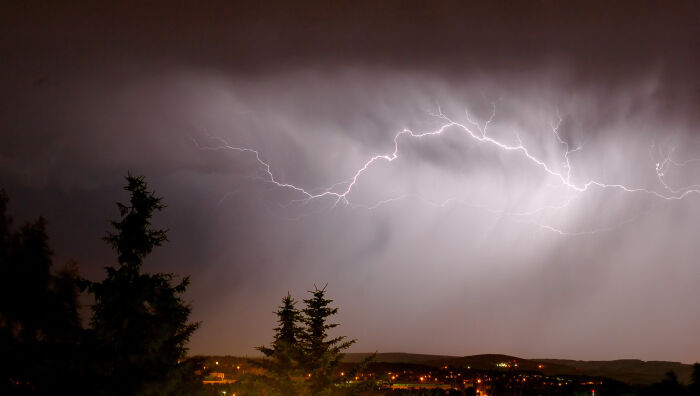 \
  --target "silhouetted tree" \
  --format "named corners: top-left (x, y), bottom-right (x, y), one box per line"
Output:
top-left (300, 285), bottom-right (356, 395)
top-left (241, 286), bottom-right (370, 396)
top-left (87, 175), bottom-right (202, 395)
top-left (0, 189), bottom-right (83, 395)
top-left (662, 371), bottom-right (683, 392)
top-left (690, 363), bottom-right (700, 396)
top-left (103, 174), bottom-right (168, 269)
top-left (252, 292), bottom-right (305, 395)
top-left (644, 370), bottom-right (685, 396)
